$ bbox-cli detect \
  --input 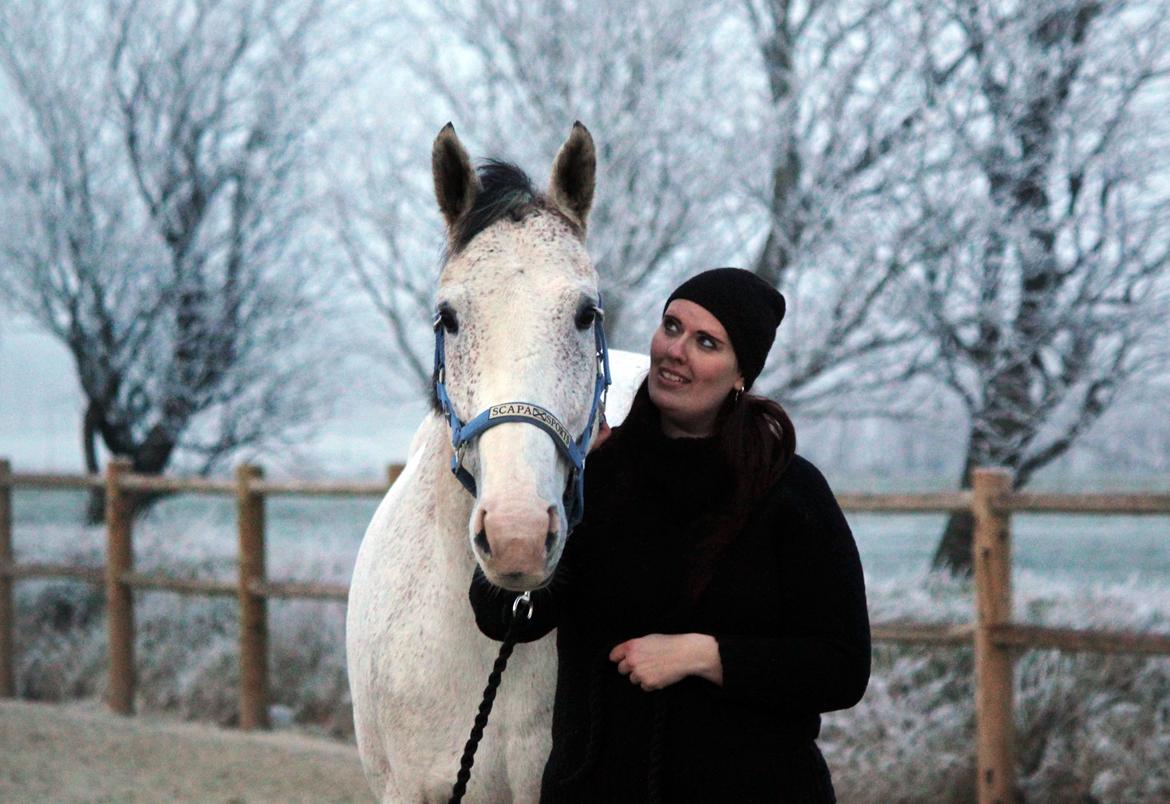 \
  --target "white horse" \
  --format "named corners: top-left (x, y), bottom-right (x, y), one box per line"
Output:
top-left (346, 123), bottom-right (647, 803)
